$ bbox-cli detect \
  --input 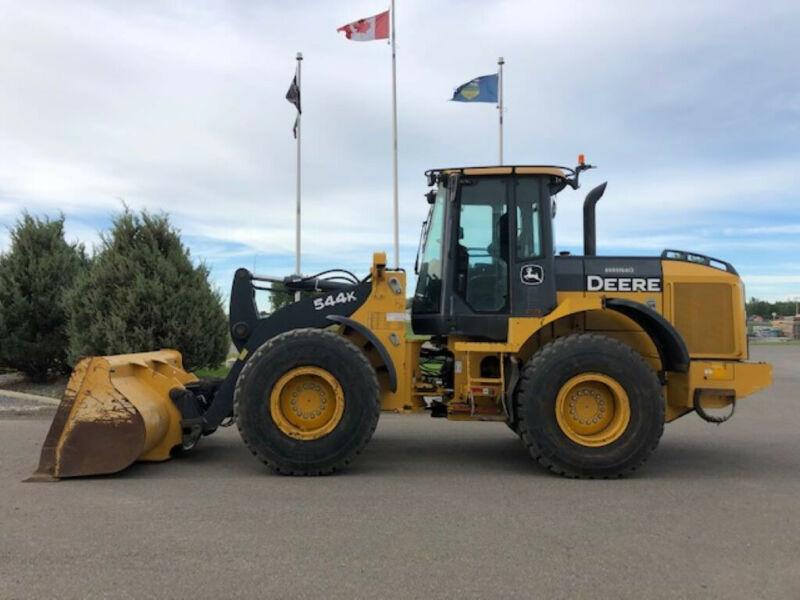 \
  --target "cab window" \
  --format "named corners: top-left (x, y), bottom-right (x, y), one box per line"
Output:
top-left (456, 178), bottom-right (509, 313)
top-left (515, 178), bottom-right (542, 259)
top-left (412, 186), bottom-right (446, 314)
